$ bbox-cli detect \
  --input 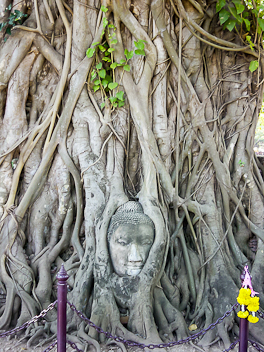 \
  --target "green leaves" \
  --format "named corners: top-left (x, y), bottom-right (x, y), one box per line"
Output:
top-left (225, 19), bottom-right (236, 31)
top-left (249, 60), bottom-right (259, 72)
top-left (216, 0), bottom-right (226, 12)
top-left (123, 65), bottom-right (131, 72)
top-left (102, 79), bottom-right (108, 88)
top-left (0, 8), bottom-right (27, 37)
top-left (116, 91), bottom-right (124, 101)
top-left (134, 40), bottom-right (146, 56)
top-left (102, 57), bottom-right (111, 62)
top-left (103, 17), bottom-right (108, 28)
top-left (134, 39), bottom-right (146, 50)
top-left (216, 0), bottom-right (254, 35)
top-left (108, 82), bottom-right (118, 90)
top-left (219, 8), bottom-right (230, 24)
top-left (232, 0), bottom-right (244, 14)
top-left (98, 69), bottom-right (106, 78)
top-left (258, 18), bottom-right (264, 31)
top-left (98, 45), bottom-right (106, 52)
top-left (101, 6), bottom-right (108, 12)
top-left (124, 49), bottom-right (134, 60)
top-left (246, 35), bottom-right (254, 51)
top-left (110, 62), bottom-right (117, 69)
top-left (243, 18), bottom-right (250, 31)
top-left (85, 7), bottom-right (131, 110)
top-left (86, 48), bottom-right (95, 58)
